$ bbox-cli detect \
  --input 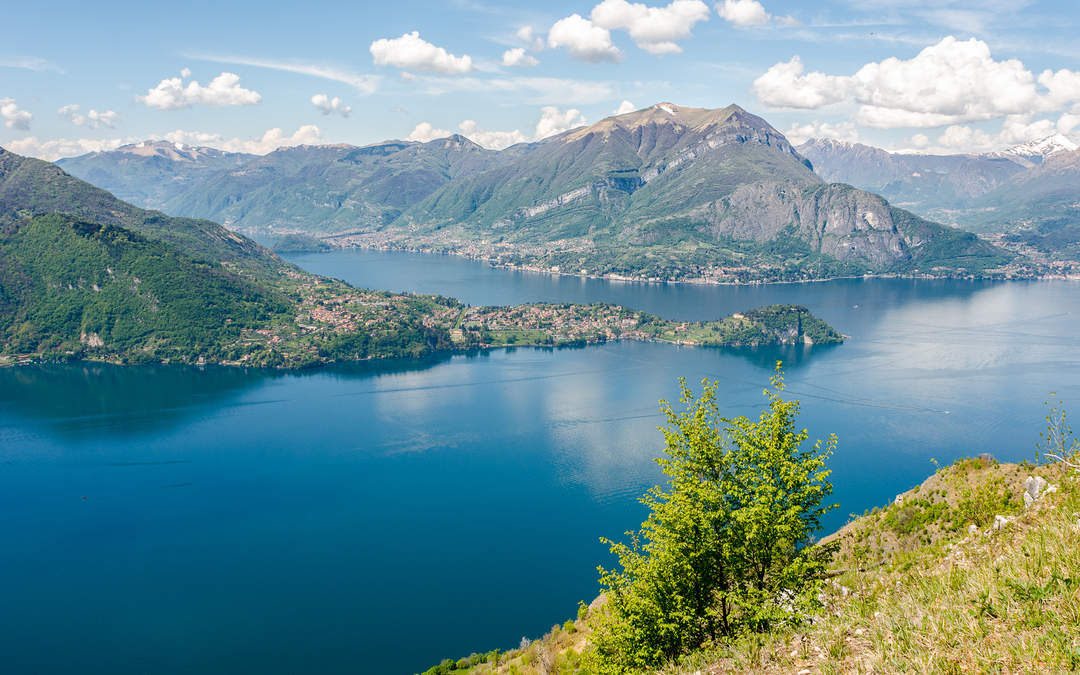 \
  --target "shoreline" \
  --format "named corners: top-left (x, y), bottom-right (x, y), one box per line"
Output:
top-left (296, 238), bottom-right (1073, 288)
